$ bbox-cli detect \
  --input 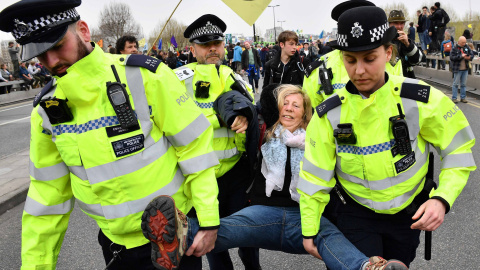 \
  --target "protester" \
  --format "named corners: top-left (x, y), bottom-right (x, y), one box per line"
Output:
top-left (428, 2), bottom-right (449, 53)
top-left (165, 51), bottom-right (178, 69)
top-left (388, 9), bottom-right (423, 78)
top-left (300, 5), bottom-right (475, 268)
top-left (241, 41), bottom-right (262, 93)
top-left (7, 41), bottom-right (20, 79)
top-left (450, 36), bottom-right (474, 103)
top-left (0, 1), bottom-right (221, 269)
top-left (142, 84), bottom-right (409, 270)
top-left (259, 44), bottom-right (268, 78)
top-left (463, 29), bottom-right (473, 43)
top-left (263, 31), bottom-right (310, 88)
top-left (27, 60), bottom-right (44, 88)
top-left (299, 42), bottom-right (316, 63)
top-left (18, 62), bottom-right (33, 89)
top-left (115, 35), bottom-right (138, 54)
top-left (0, 63), bottom-right (14, 94)
top-left (408, 22), bottom-right (415, 41)
top-left (440, 31), bottom-right (453, 70)
top-left (233, 42), bottom-right (243, 74)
